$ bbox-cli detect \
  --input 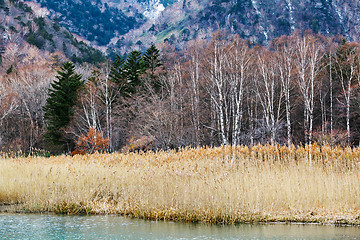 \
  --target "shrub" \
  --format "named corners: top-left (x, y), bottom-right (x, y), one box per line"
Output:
top-left (313, 127), bottom-right (348, 147)
top-left (71, 128), bottom-right (109, 155)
